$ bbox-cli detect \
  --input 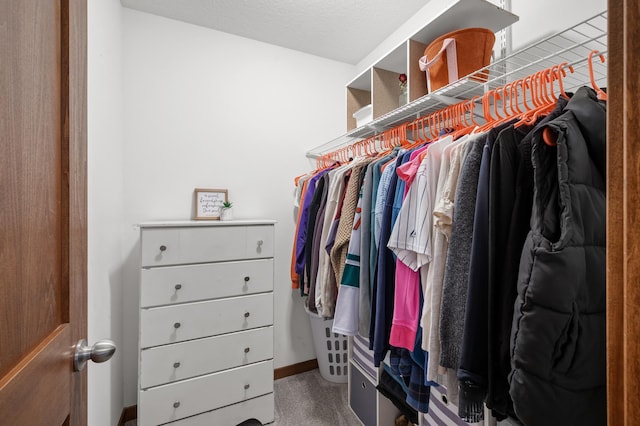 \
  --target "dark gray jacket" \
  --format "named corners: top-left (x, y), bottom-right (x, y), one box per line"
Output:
top-left (509, 87), bottom-right (606, 425)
